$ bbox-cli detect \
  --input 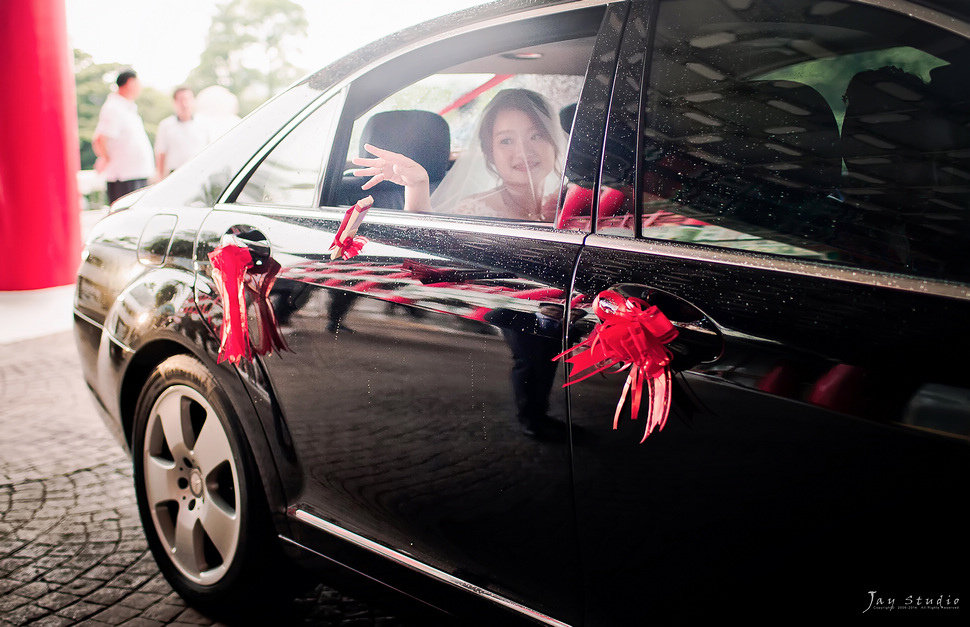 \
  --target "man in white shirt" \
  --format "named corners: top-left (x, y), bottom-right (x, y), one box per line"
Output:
top-left (93, 69), bottom-right (154, 204)
top-left (155, 87), bottom-right (211, 180)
